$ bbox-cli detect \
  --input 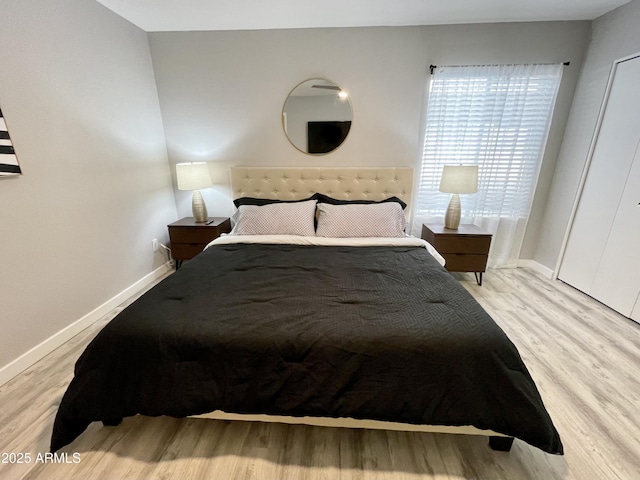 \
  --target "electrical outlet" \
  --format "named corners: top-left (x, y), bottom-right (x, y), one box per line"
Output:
top-left (152, 239), bottom-right (159, 252)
